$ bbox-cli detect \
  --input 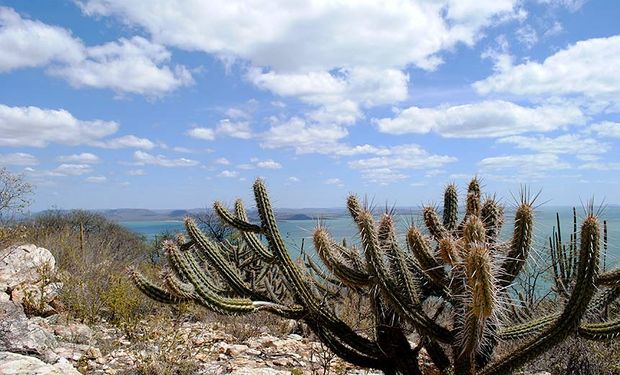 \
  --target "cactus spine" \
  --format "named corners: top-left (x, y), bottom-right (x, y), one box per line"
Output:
top-left (129, 178), bottom-right (619, 375)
